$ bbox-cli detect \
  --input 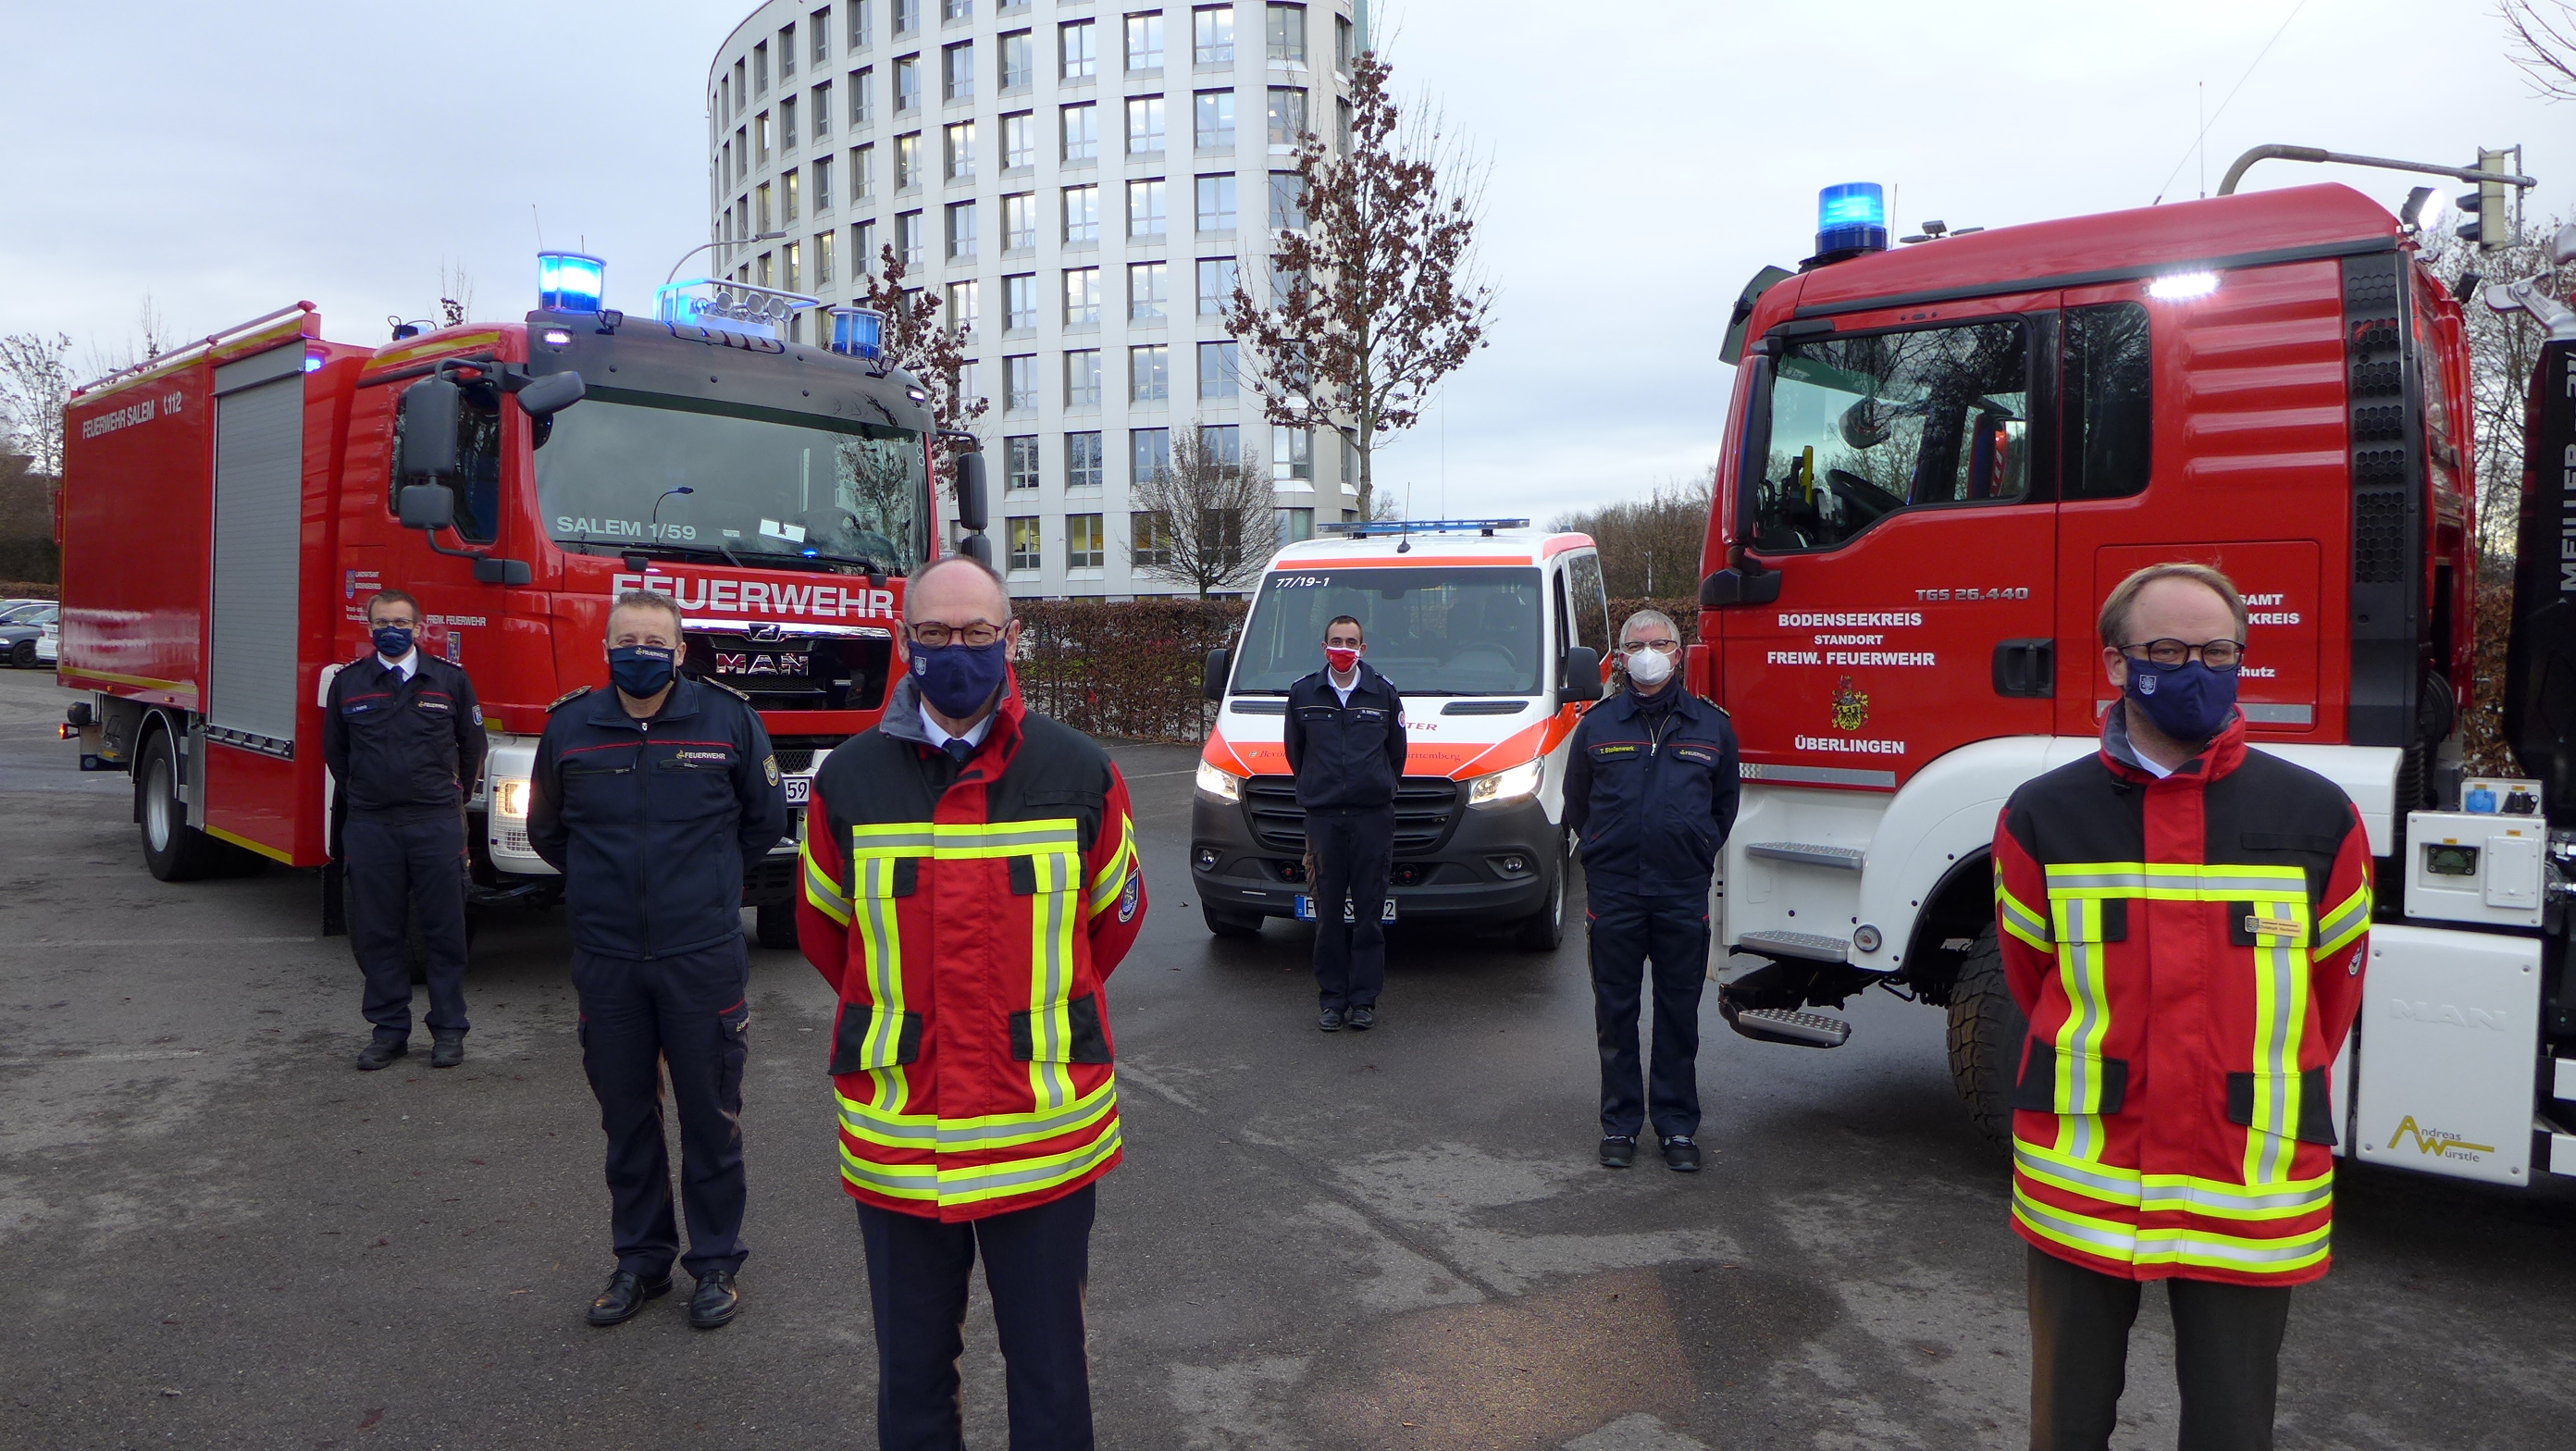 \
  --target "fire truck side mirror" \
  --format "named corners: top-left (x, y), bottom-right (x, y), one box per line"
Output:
top-left (953, 451), bottom-right (990, 531)
top-left (1699, 567), bottom-right (1783, 608)
top-left (514, 371), bottom-right (587, 418)
top-left (398, 378), bottom-right (463, 479)
top-left (1202, 647), bottom-right (1232, 702)
top-left (1559, 647), bottom-right (1604, 706)
top-left (396, 483), bottom-right (457, 531)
